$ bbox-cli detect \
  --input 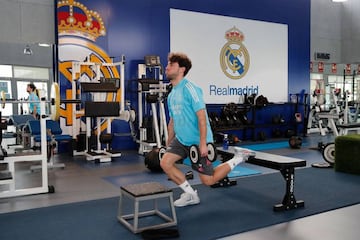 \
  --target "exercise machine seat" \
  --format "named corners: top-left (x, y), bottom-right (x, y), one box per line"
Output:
top-left (44, 120), bottom-right (72, 142)
top-left (27, 120), bottom-right (72, 143)
top-left (9, 114), bottom-right (36, 132)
